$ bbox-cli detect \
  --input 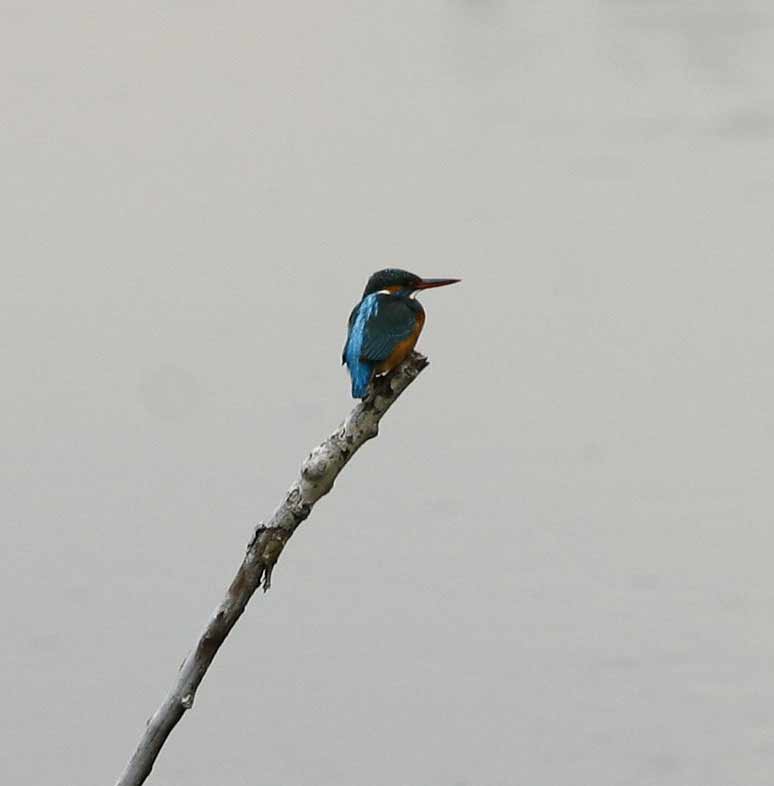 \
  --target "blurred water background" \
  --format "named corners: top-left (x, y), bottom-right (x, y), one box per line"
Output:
top-left (3, 2), bottom-right (774, 784)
